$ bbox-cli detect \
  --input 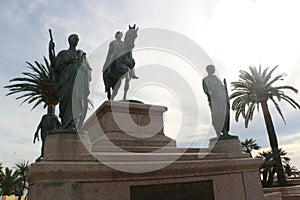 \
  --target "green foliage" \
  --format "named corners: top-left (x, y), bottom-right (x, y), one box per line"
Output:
top-left (0, 167), bottom-right (20, 196)
top-left (231, 65), bottom-right (299, 128)
top-left (257, 148), bottom-right (291, 187)
top-left (284, 162), bottom-right (297, 177)
top-left (231, 65), bottom-right (300, 186)
top-left (15, 161), bottom-right (30, 197)
top-left (241, 138), bottom-right (261, 157)
top-left (0, 161), bottom-right (30, 196)
top-left (4, 57), bottom-right (58, 110)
